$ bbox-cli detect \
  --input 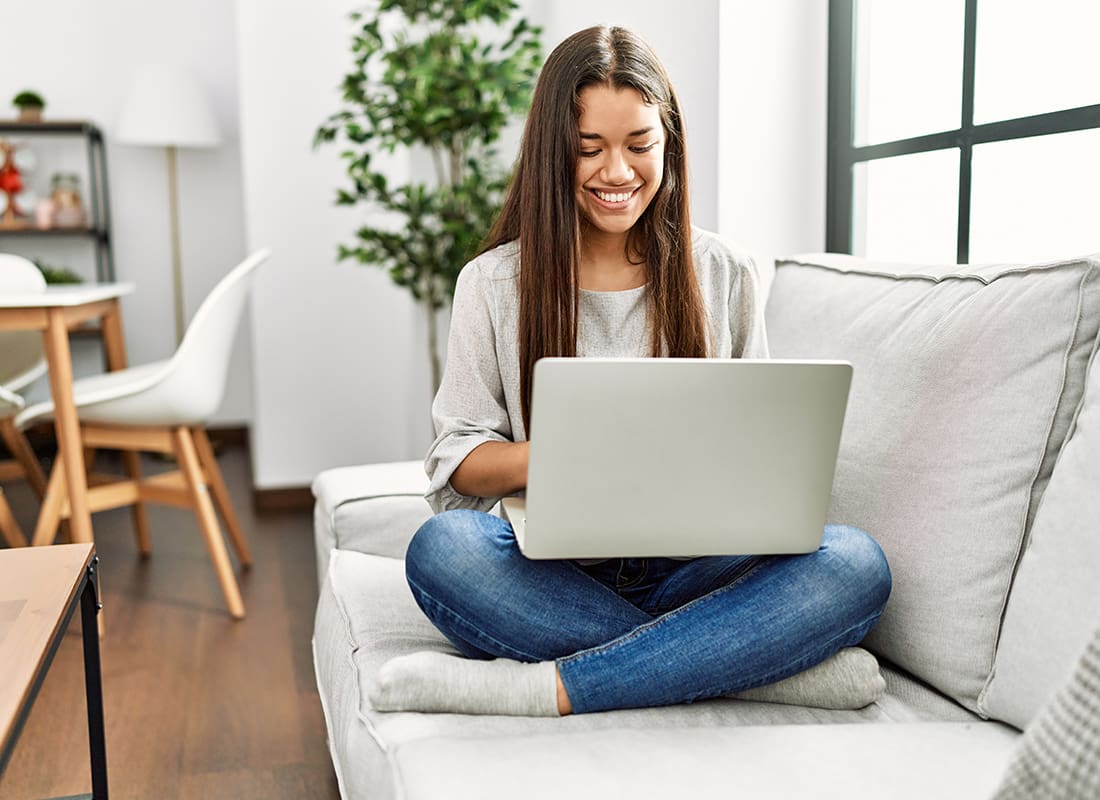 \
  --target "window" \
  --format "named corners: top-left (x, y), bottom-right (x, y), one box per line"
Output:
top-left (828, 0), bottom-right (1100, 263)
